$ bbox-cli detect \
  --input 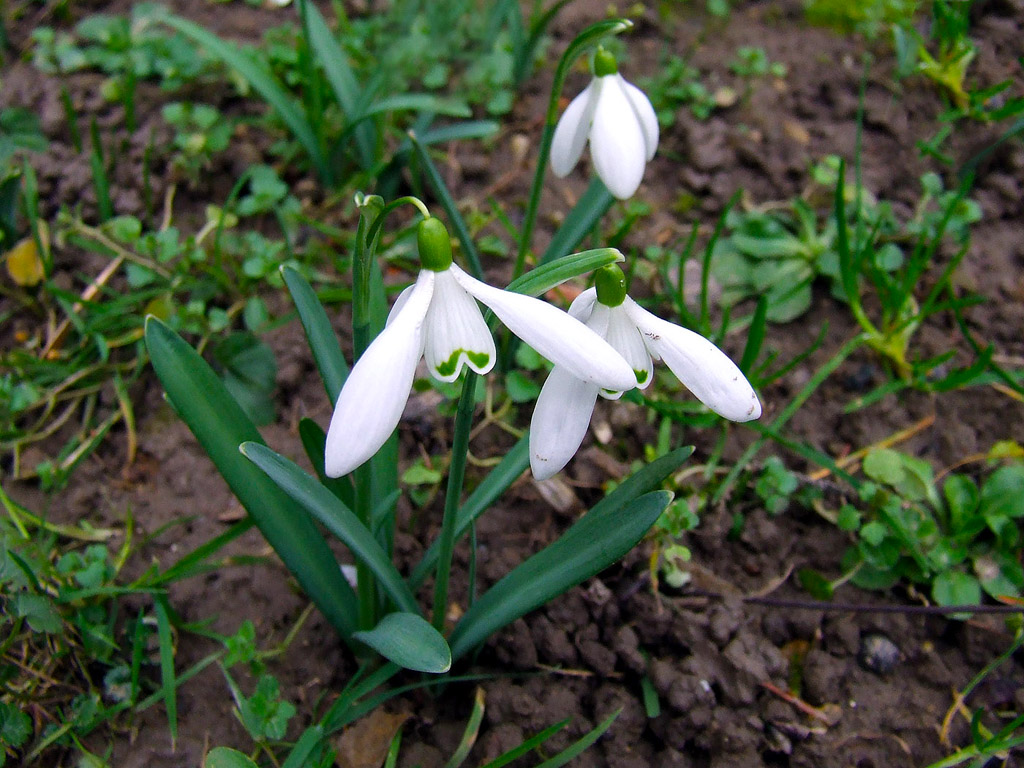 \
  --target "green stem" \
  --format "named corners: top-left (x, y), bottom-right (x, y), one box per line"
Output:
top-left (354, 464), bottom-right (376, 630)
top-left (432, 372), bottom-right (478, 632)
top-left (514, 18), bottom-right (633, 280)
